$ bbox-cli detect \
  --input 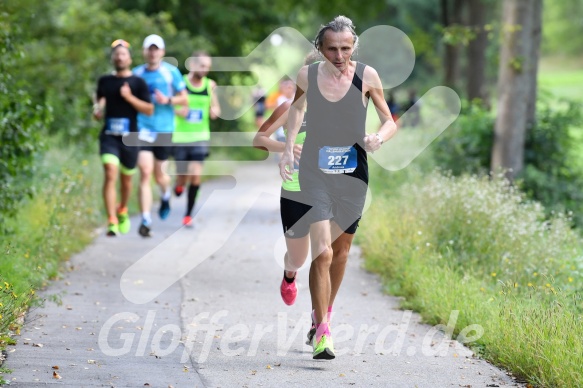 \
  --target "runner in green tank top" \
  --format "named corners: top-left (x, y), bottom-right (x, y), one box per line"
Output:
top-left (173, 51), bottom-right (221, 227)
